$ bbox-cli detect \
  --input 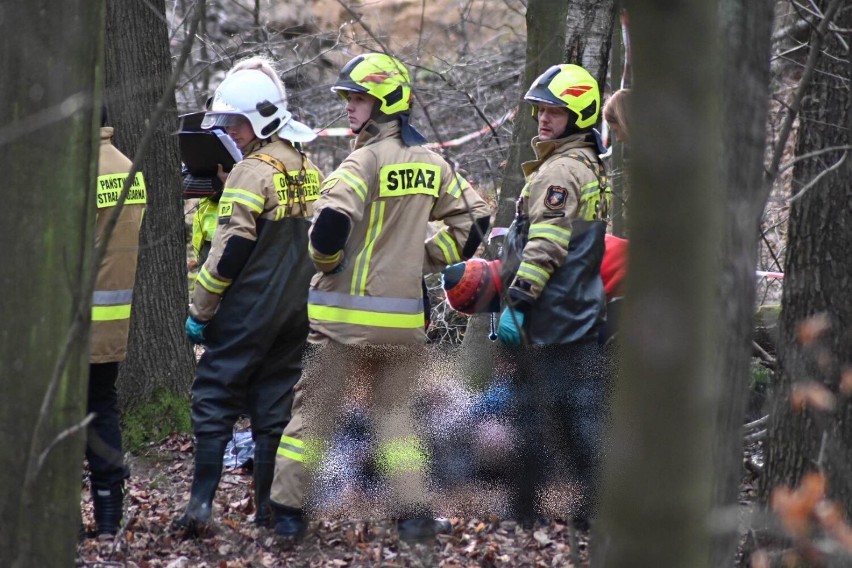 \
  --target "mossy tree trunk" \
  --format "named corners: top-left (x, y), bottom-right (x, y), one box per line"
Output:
top-left (0, 1), bottom-right (105, 565)
top-left (105, 0), bottom-right (195, 411)
top-left (593, 0), bottom-right (723, 564)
